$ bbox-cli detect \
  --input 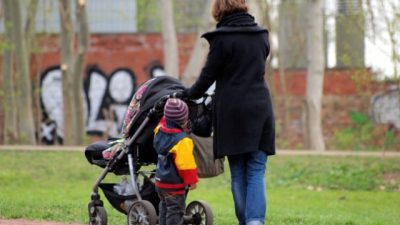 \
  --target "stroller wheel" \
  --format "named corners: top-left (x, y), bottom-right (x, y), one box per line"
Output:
top-left (127, 200), bottom-right (157, 225)
top-left (185, 200), bottom-right (213, 225)
top-left (88, 206), bottom-right (108, 225)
